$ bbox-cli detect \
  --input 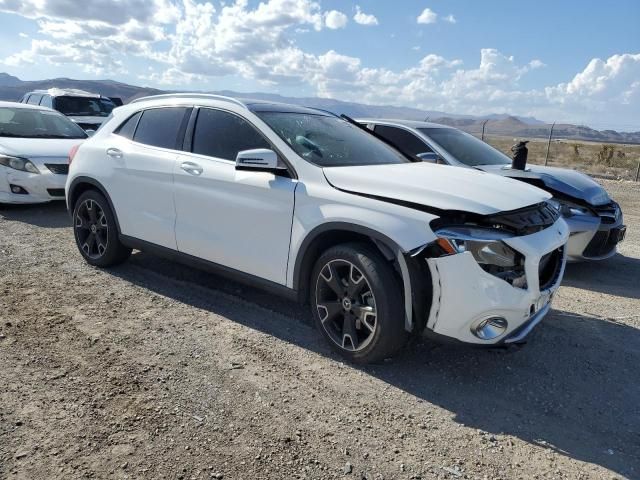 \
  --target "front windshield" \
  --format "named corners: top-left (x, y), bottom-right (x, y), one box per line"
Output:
top-left (256, 111), bottom-right (410, 167)
top-left (0, 107), bottom-right (88, 139)
top-left (55, 96), bottom-right (115, 117)
top-left (419, 128), bottom-right (510, 166)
